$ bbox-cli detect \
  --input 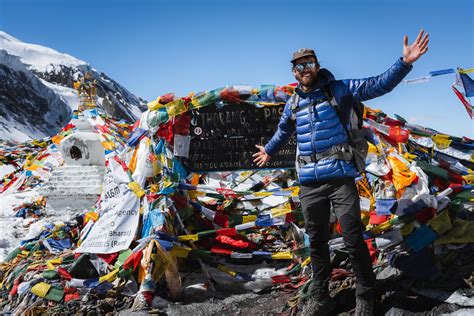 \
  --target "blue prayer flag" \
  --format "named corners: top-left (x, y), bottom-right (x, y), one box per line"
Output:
top-left (460, 73), bottom-right (474, 97)
top-left (429, 68), bottom-right (455, 77)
